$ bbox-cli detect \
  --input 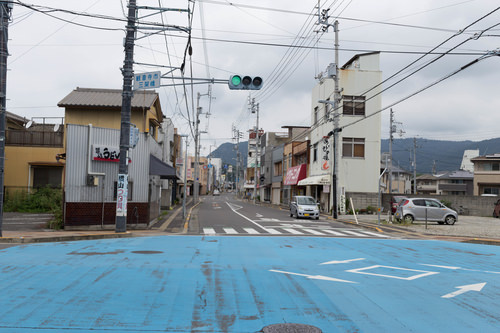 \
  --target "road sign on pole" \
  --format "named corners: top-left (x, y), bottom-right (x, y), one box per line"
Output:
top-left (133, 71), bottom-right (161, 90)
